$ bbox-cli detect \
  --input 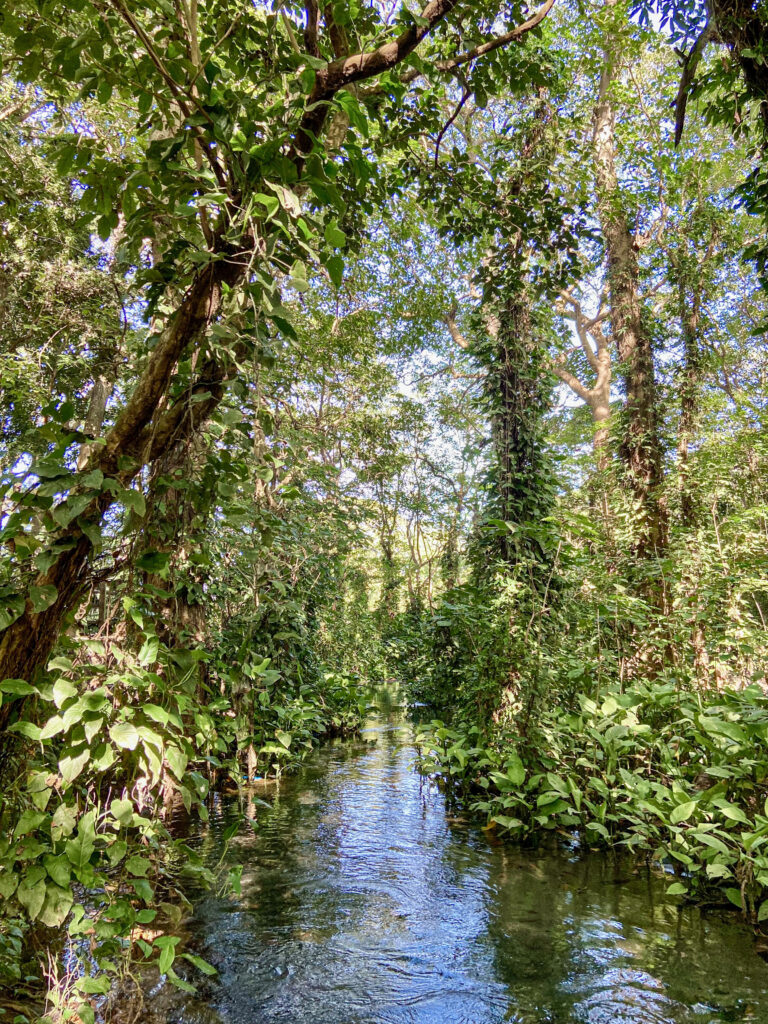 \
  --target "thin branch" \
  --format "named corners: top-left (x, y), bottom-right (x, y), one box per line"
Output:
top-left (440, 0), bottom-right (555, 70)
top-left (434, 82), bottom-right (470, 166)
top-left (281, 11), bottom-right (302, 53)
